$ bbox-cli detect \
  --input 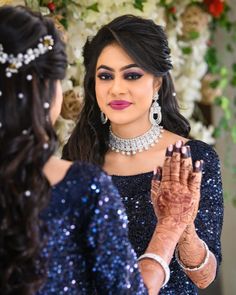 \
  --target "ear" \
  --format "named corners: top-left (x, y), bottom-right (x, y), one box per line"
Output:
top-left (153, 77), bottom-right (162, 92)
